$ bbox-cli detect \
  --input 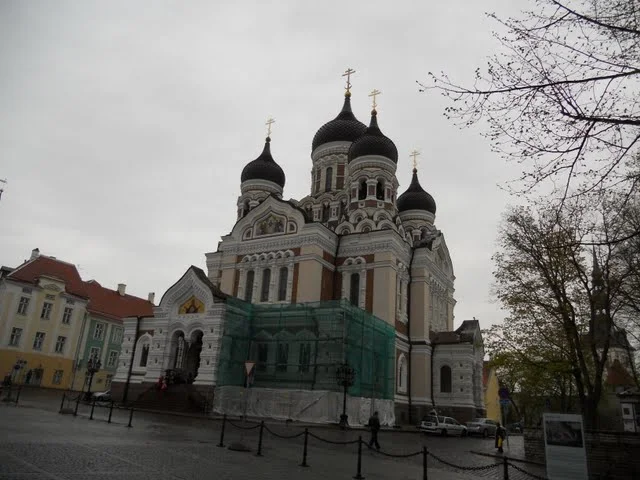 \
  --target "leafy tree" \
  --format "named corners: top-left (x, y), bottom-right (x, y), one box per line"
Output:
top-left (491, 193), bottom-right (637, 427)
top-left (422, 0), bottom-right (640, 200)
